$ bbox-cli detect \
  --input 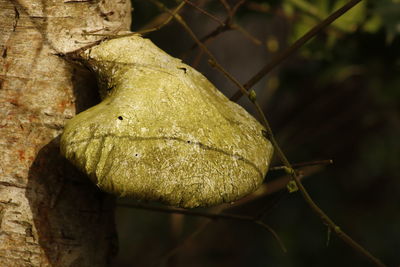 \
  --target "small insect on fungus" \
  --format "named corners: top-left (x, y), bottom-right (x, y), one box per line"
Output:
top-left (60, 35), bottom-right (273, 208)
